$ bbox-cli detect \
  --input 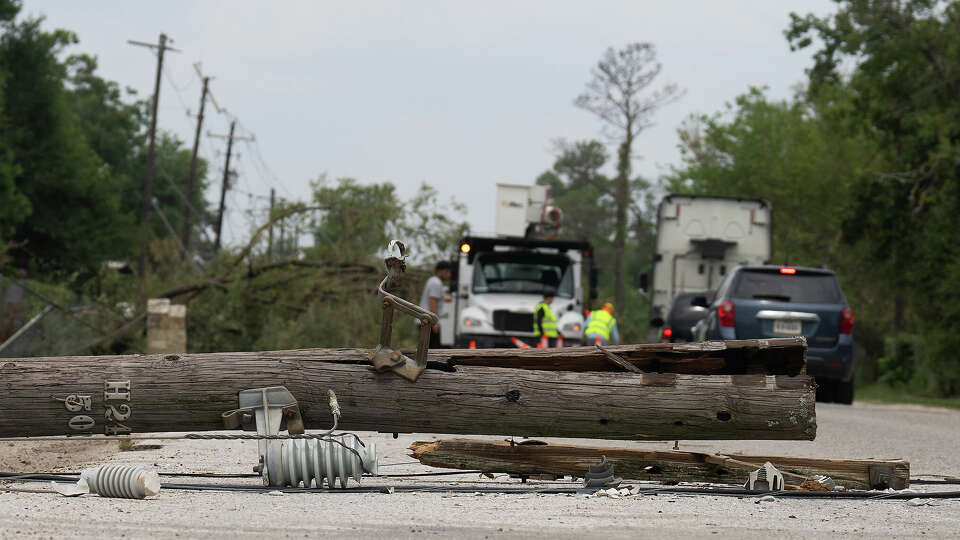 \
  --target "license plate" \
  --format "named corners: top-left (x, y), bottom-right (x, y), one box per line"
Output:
top-left (773, 319), bottom-right (802, 334)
